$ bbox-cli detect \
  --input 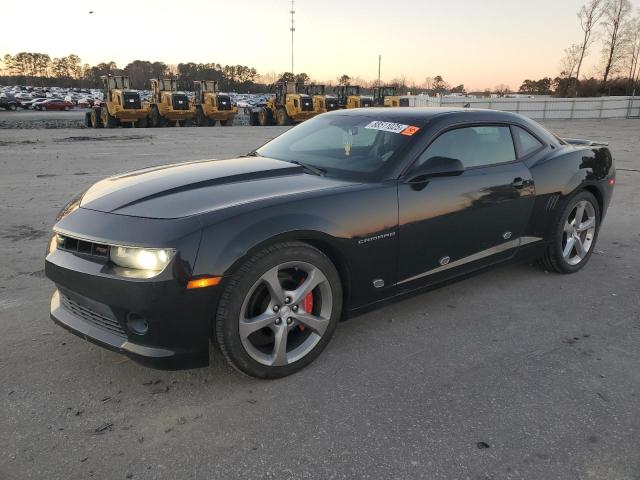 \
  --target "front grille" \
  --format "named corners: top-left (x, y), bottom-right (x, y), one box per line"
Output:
top-left (57, 234), bottom-right (109, 259)
top-left (122, 92), bottom-right (141, 109)
top-left (300, 96), bottom-right (313, 112)
top-left (172, 94), bottom-right (189, 110)
top-left (217, 95), bottom-right (232, 111)
top-left (61, 294), bottom-right (126, 337)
